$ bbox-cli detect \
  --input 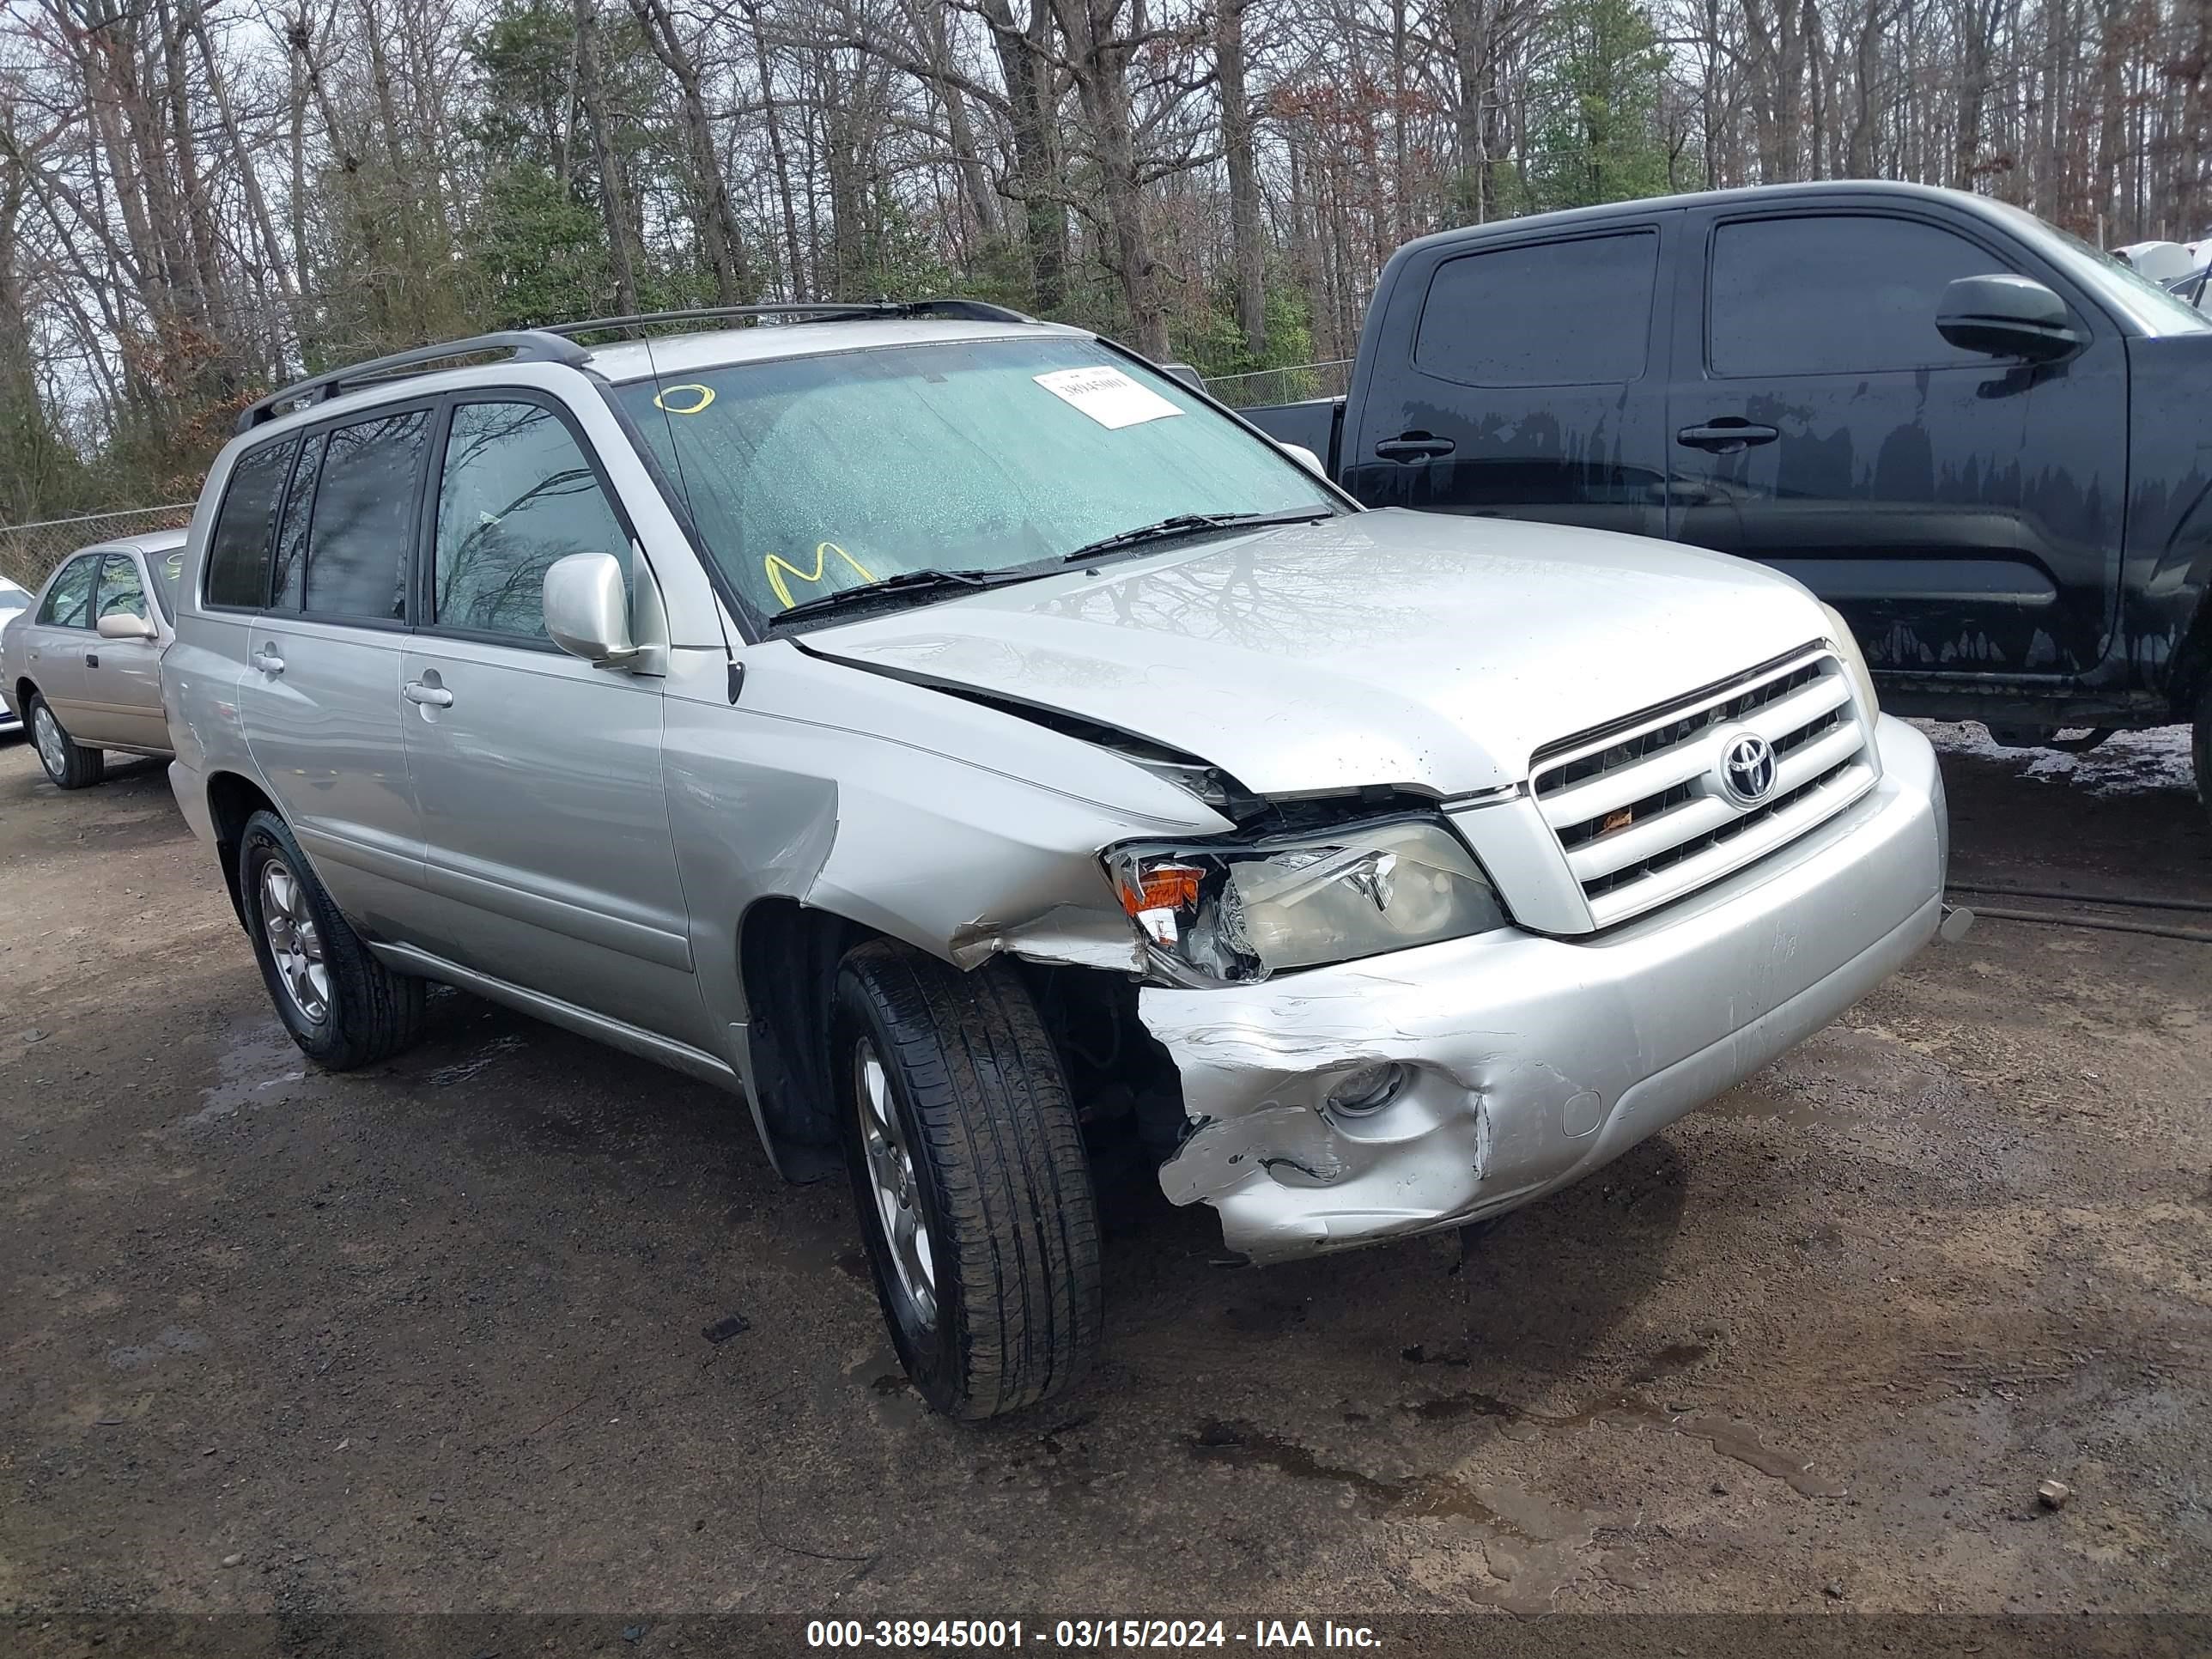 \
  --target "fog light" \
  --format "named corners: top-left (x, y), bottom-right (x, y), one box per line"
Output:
top-left (1325, 1062), bottom-right (1409, 1117)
